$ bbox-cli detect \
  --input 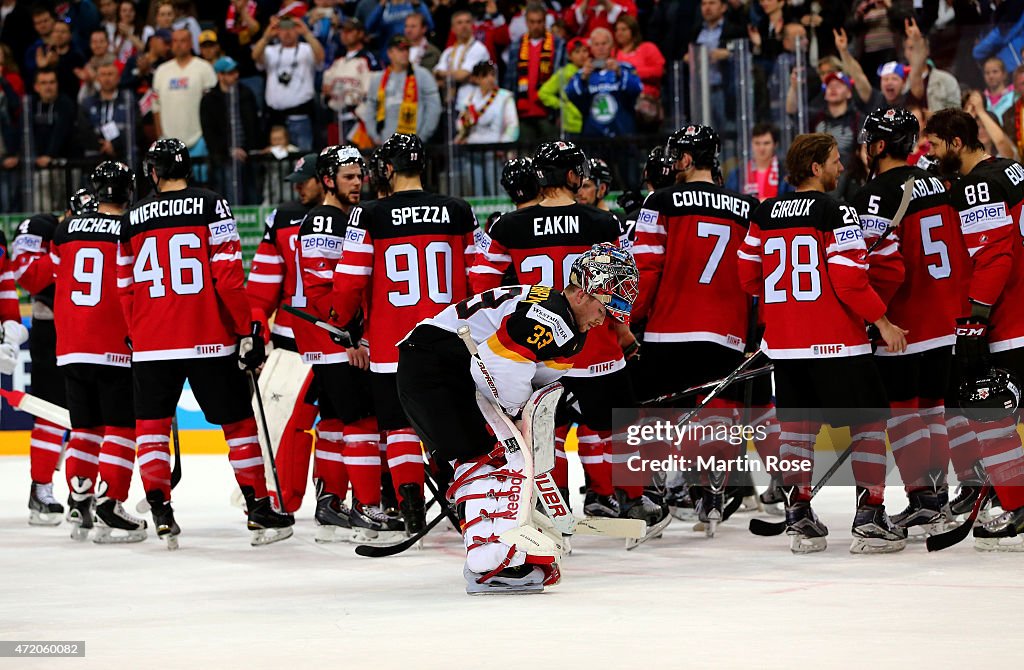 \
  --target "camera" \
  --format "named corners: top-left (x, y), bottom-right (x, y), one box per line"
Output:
top-left (592, 59), bottom-right (607, 69)
top-left (278, 71), bottom-right (292, 86)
